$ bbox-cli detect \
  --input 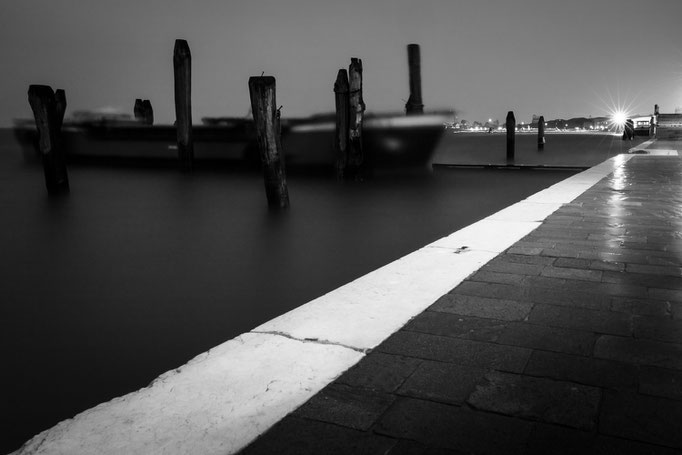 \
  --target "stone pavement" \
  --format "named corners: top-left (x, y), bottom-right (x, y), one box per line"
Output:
top-left (239, 155), bottom-right (682, 454)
